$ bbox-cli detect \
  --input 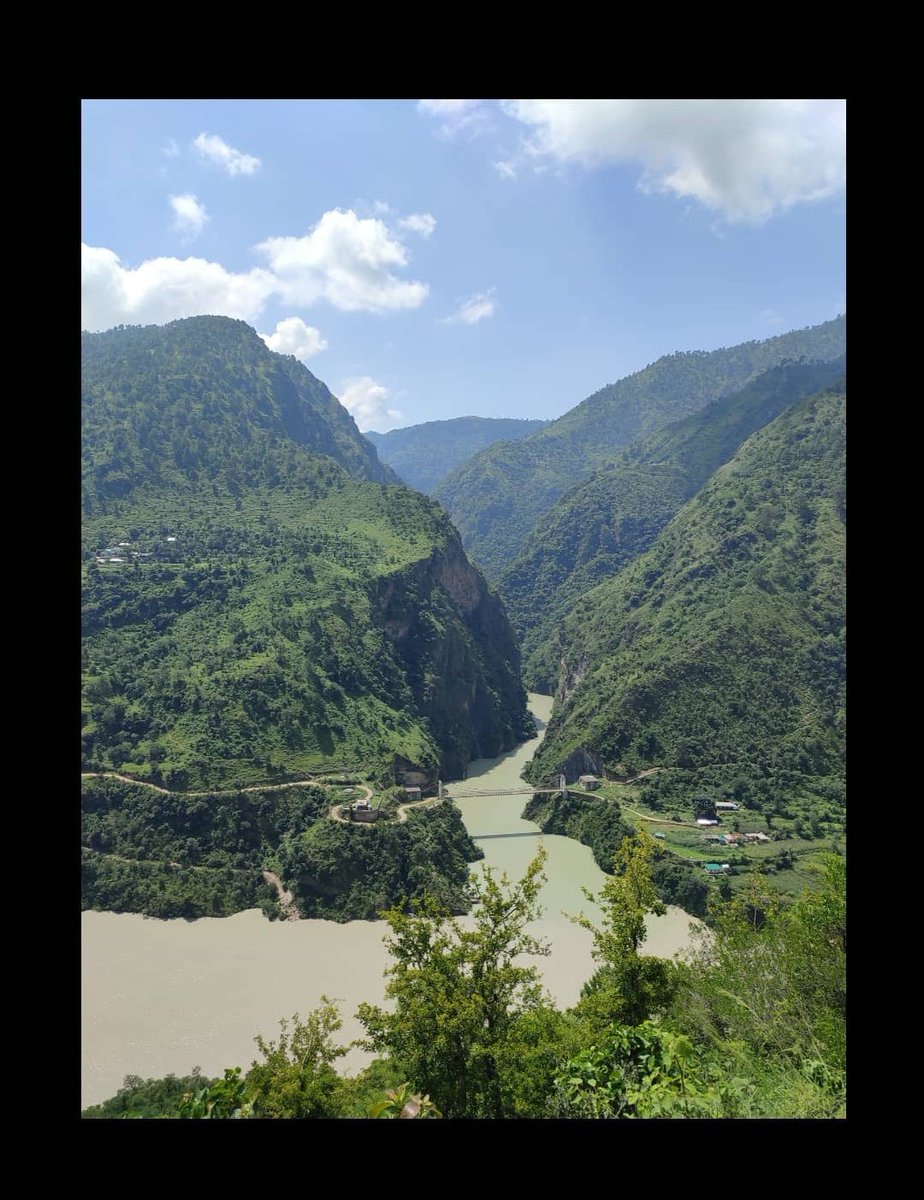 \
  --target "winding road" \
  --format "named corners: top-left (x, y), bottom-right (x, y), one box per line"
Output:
top-left (83, 771), bottom-right (448, 920)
